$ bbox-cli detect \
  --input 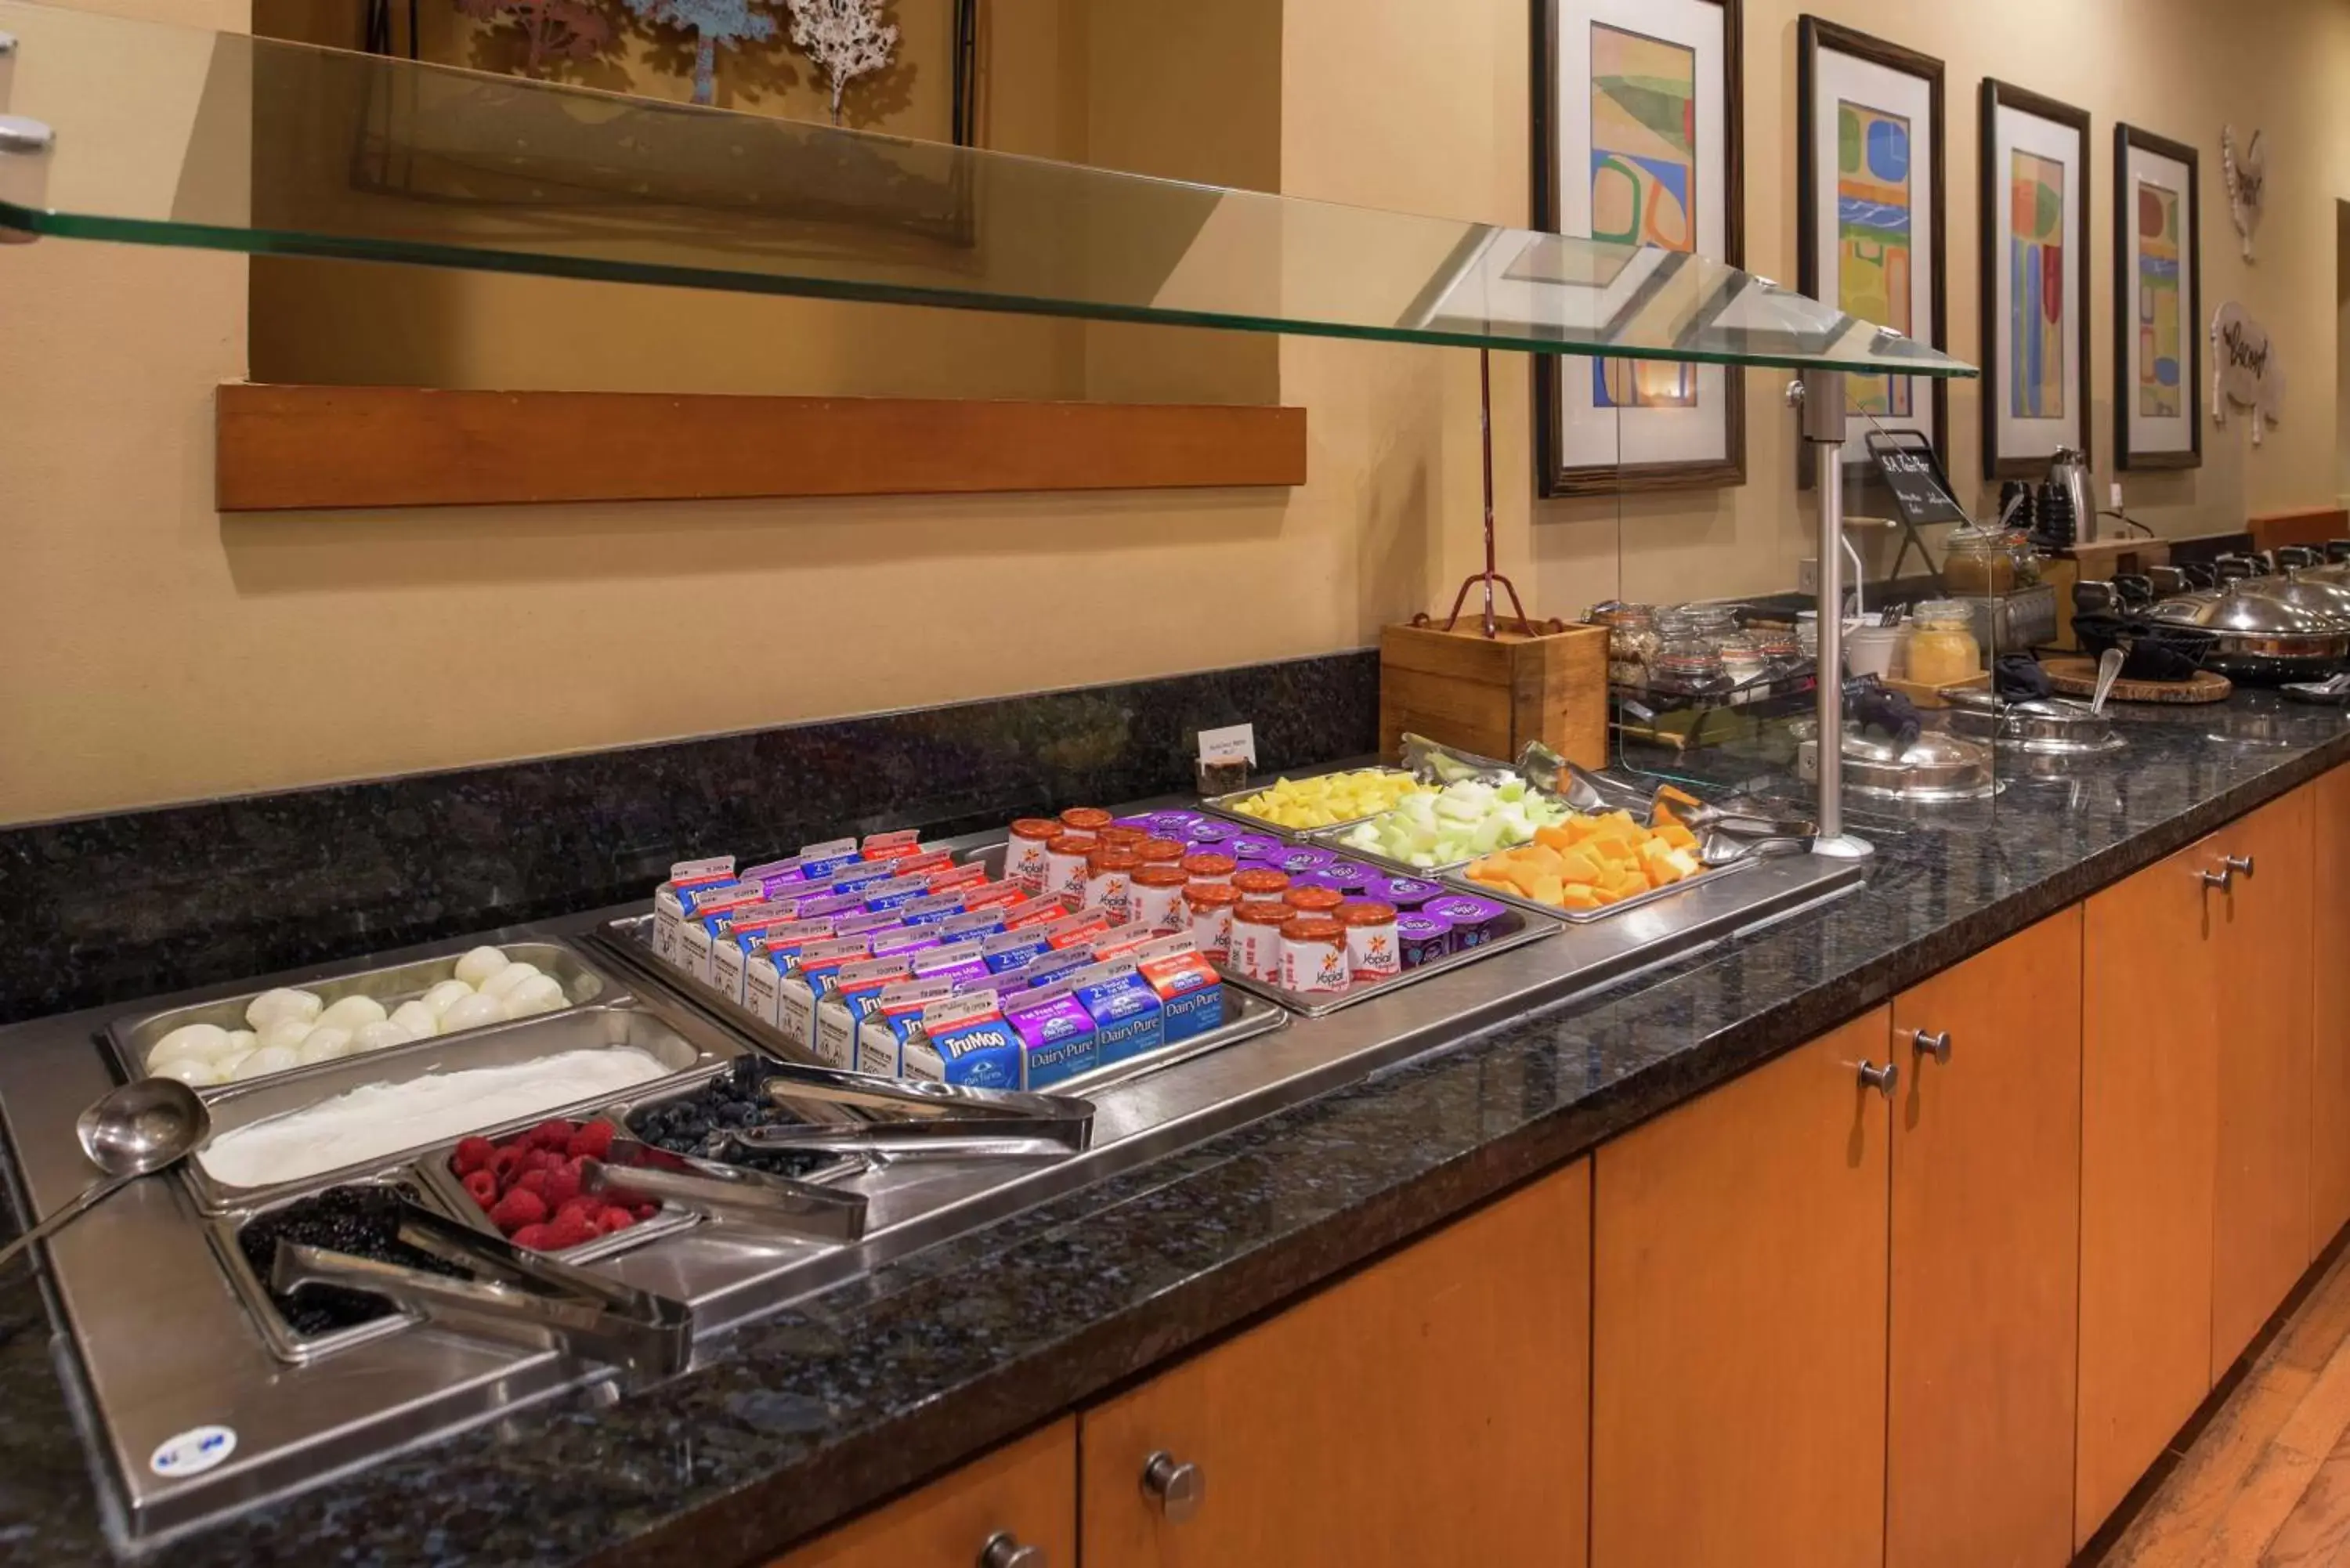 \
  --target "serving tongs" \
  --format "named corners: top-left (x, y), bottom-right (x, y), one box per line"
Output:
top-left (1515, 740), bottom-right (1816, 838)
top-left (577, 1141), bottom-right (867, 1243)
top-left (269, 1201), bottom-right (691, 1376)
